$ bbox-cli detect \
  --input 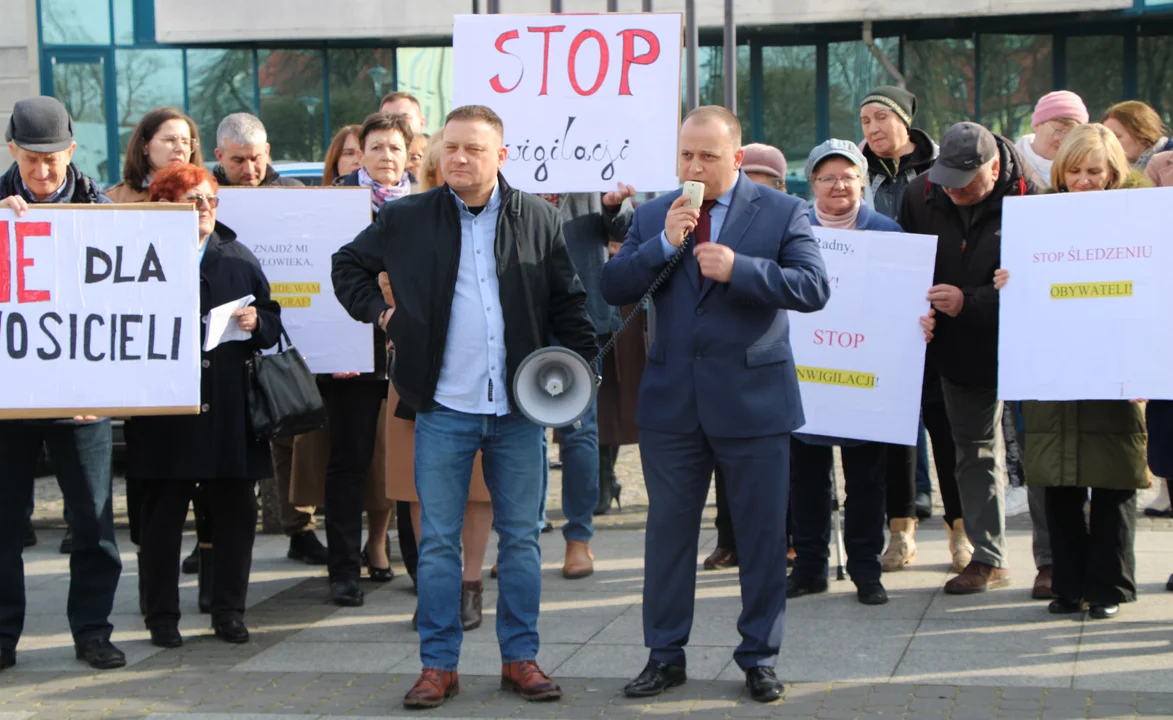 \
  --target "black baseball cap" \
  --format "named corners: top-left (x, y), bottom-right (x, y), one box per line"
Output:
top-left (928, 122), bottom-right (998, 189)
top-left (5, 96), bottom-right (75, 153)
